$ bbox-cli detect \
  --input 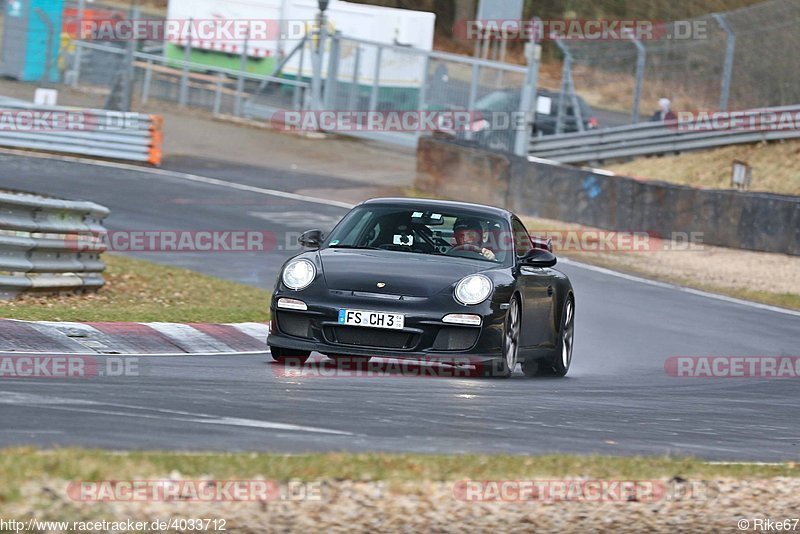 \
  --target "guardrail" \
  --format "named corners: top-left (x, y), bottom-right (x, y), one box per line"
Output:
top-left (0, 192), bottom-right (110, 300)
top-left (0, 96), bottom-right (163, 165)
top-left (529, 105), bottom-right (800, 163)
